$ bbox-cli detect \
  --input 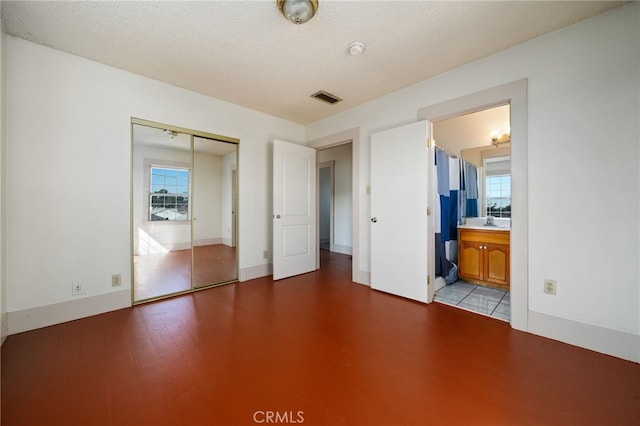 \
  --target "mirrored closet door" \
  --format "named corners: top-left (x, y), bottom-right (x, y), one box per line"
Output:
top-left (132, 119), bottom-right (239, 303)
